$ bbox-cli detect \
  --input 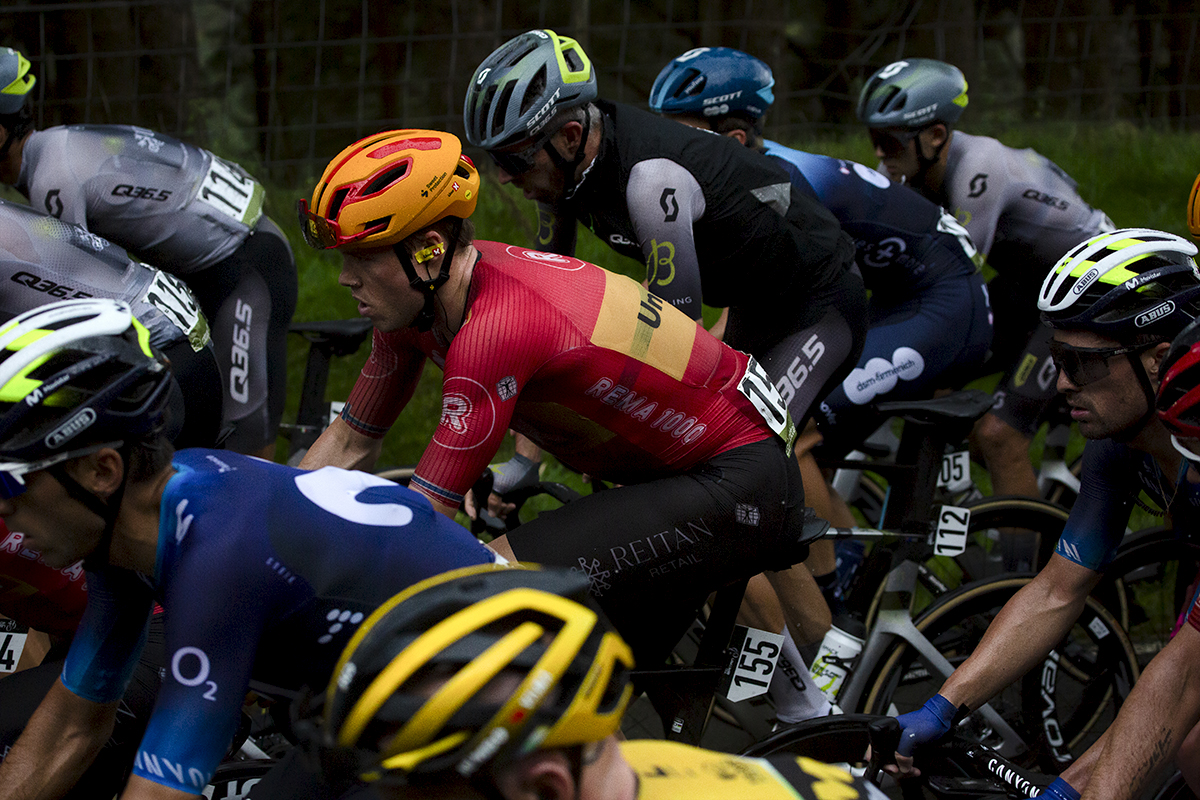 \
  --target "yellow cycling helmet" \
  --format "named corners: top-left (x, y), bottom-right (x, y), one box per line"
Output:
top-left (1189, 172), bottom-right (1200, 240)
top-left (299, 129), bottom-right (480, 253)
top-left (297, 563), bottom-right (634, 788)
